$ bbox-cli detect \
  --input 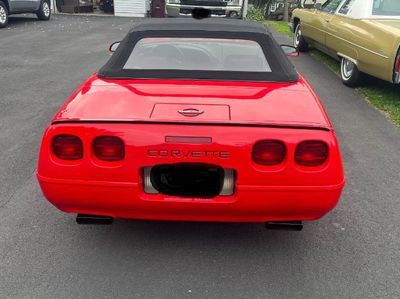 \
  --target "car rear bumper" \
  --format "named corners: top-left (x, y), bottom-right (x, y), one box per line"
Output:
top-left (38, 174), bottom-right (344, 223)
top-left (166, 4), bottom-right (241, 17)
